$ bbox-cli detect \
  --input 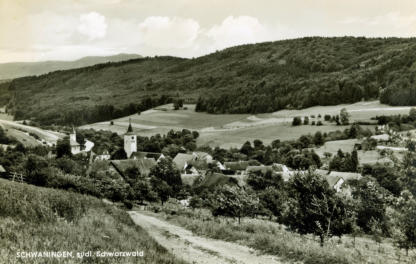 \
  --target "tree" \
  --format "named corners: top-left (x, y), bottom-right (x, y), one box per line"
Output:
top-left (56, 137), bottom-right (71, 158)
top-left (25, 154), bottom-right (50, 186)
top-left (393, 191), bottom-right (416, 255)
top-left (303, 116), bottom-right (309, 125)
top-left (240, 141), bottom-right (254, 156)
top-left (313, 131), bottom-right (324, 146)
top-left (112, 148), bottom-right (127, 160)
top-left (150, 176), bottom-right (172, 205)
top-left (258, 186), bottom-right (287, 220)
top-left (409, 107), bottom-right (416, 122)
top-left (285, 172), bottom-right (353, 246)
top-left (210, 185), bottom-right (259, 224)
top-left (340, 108), bottom-right (350, 125)
top-left (350, 178), bottom-right (388, 233)
top-left (173, 99), bottom-right (184, 110)
top-left (292, 116), bottom-right (302, 126)
top-left (149, 157), bottom-right (182, 195)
